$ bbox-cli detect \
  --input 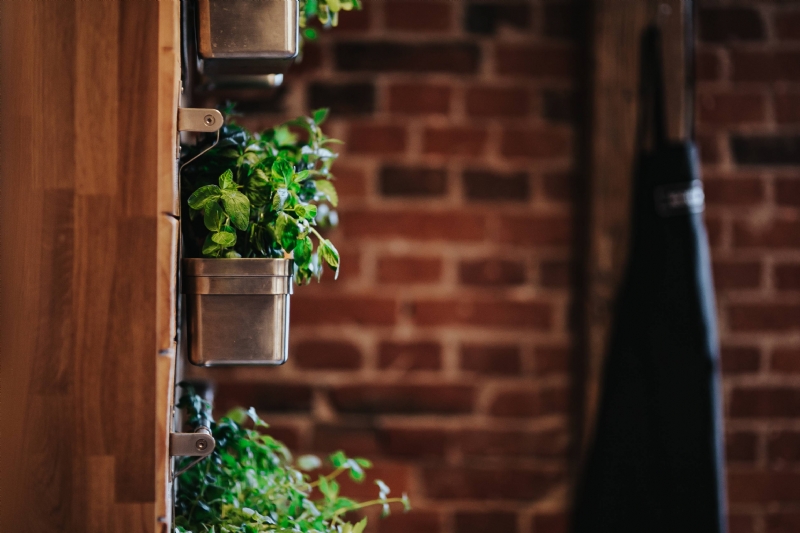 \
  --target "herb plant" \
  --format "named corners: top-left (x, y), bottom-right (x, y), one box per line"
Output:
top-left (175, 391), bottom-right (409, 533)
top-left (299, 0), bottom-right (362, 41)
top-left (181, 110), bottom-right (341, 284)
